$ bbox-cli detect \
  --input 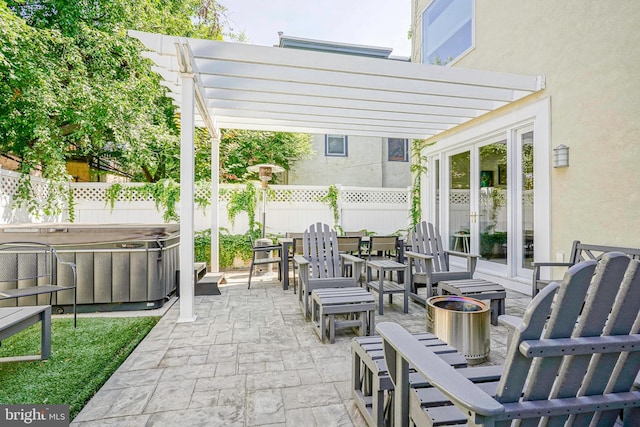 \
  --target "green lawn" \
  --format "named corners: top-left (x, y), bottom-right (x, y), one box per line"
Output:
top-left (0, 316), bottom-right (160, 420)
